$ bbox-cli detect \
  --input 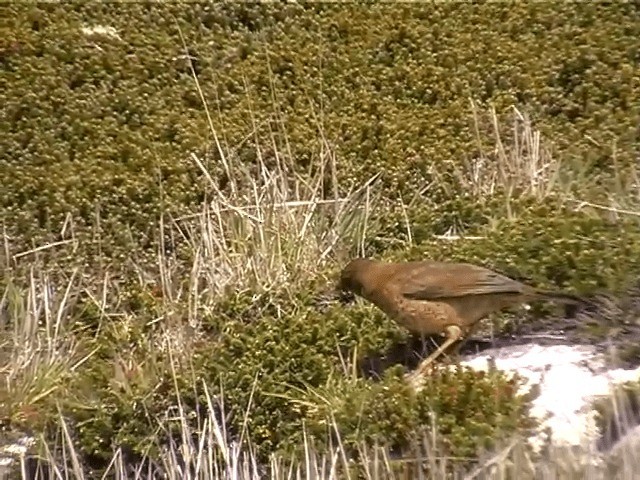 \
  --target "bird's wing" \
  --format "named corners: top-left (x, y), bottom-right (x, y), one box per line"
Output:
top-left (398, 262), bottom-right (527, 300)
